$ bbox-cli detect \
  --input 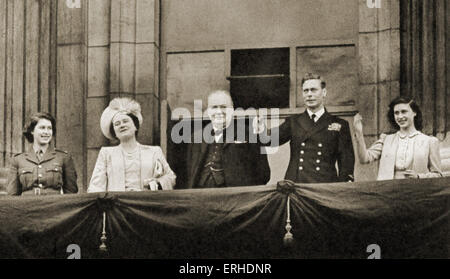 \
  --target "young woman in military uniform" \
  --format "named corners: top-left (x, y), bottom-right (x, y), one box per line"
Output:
top-left (7, 112), bottom-right (78, 195)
